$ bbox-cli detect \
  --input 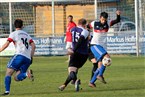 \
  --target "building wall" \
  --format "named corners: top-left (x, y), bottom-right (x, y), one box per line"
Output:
top-left (35, 2), bottom-right (117, 35)
top-left (35, 5), bottom-right (94, 35)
